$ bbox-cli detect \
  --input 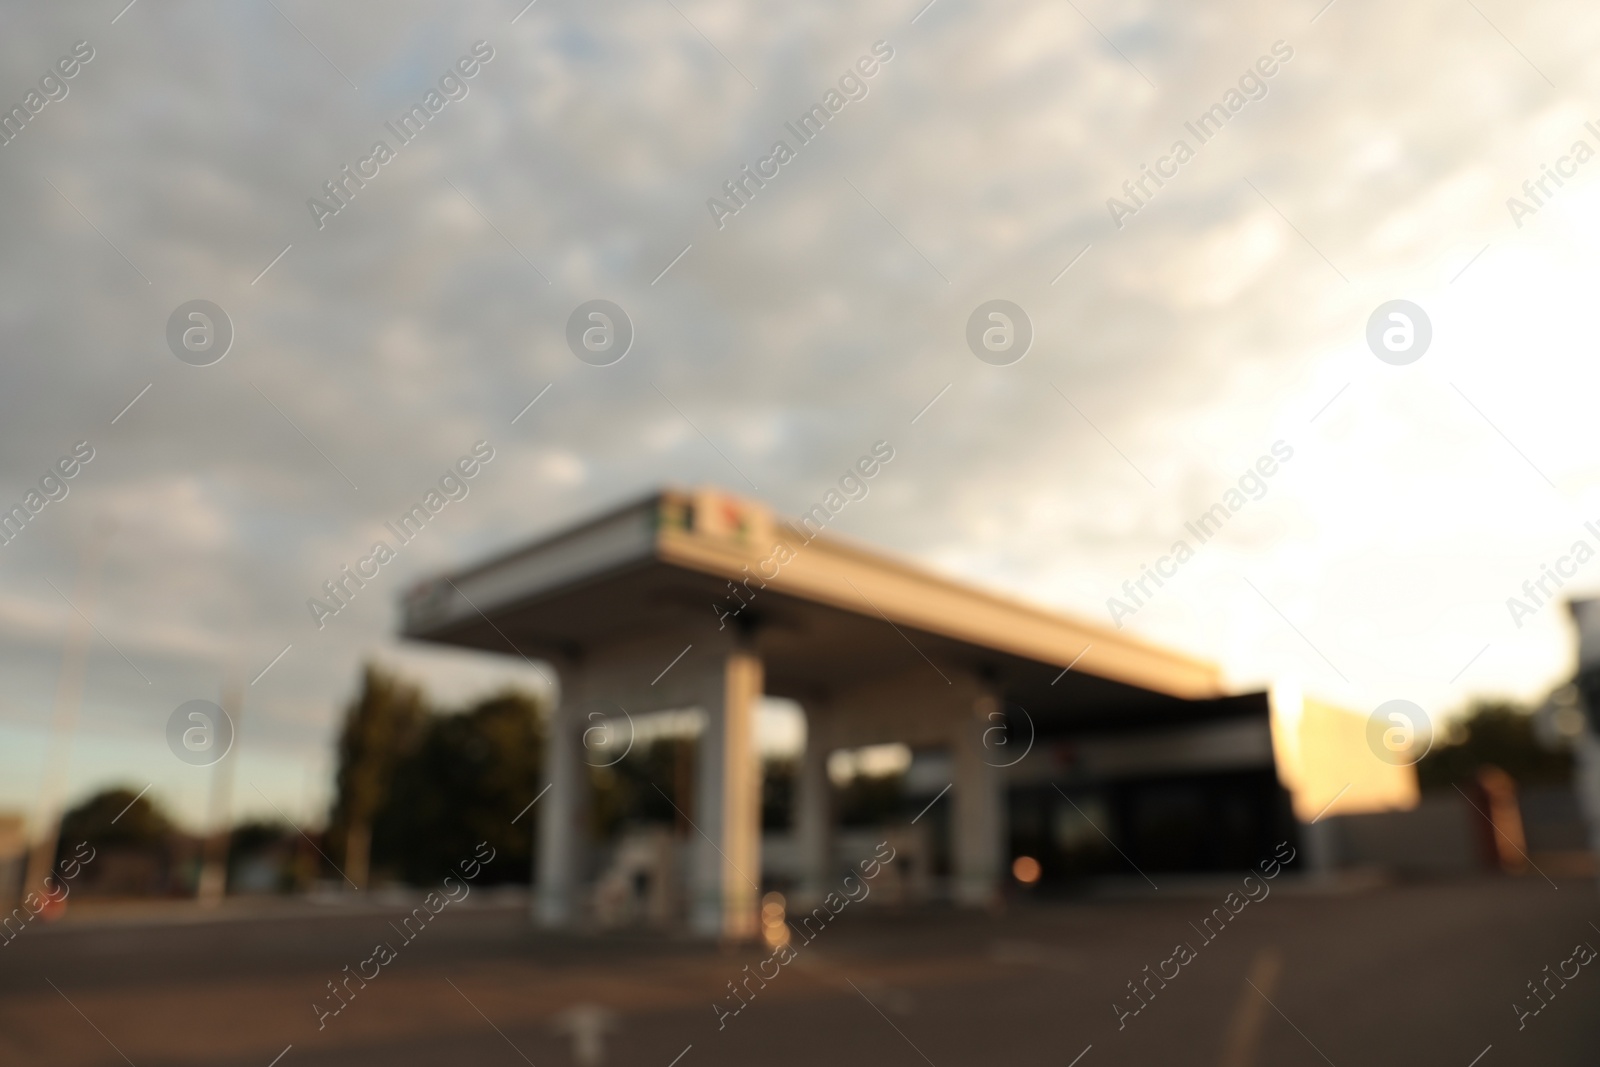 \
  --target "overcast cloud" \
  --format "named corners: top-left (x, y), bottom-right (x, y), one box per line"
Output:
top-left (2, 0), bottom-right (1599, 829)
